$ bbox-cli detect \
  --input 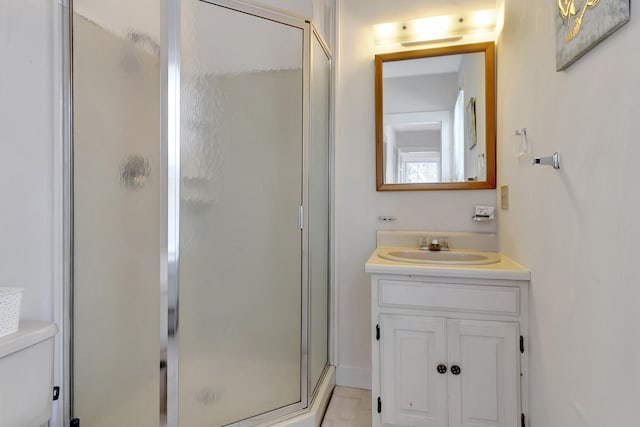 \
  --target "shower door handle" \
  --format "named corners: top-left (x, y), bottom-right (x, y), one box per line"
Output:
top-left (298, 206), bottom-right (303, 230)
